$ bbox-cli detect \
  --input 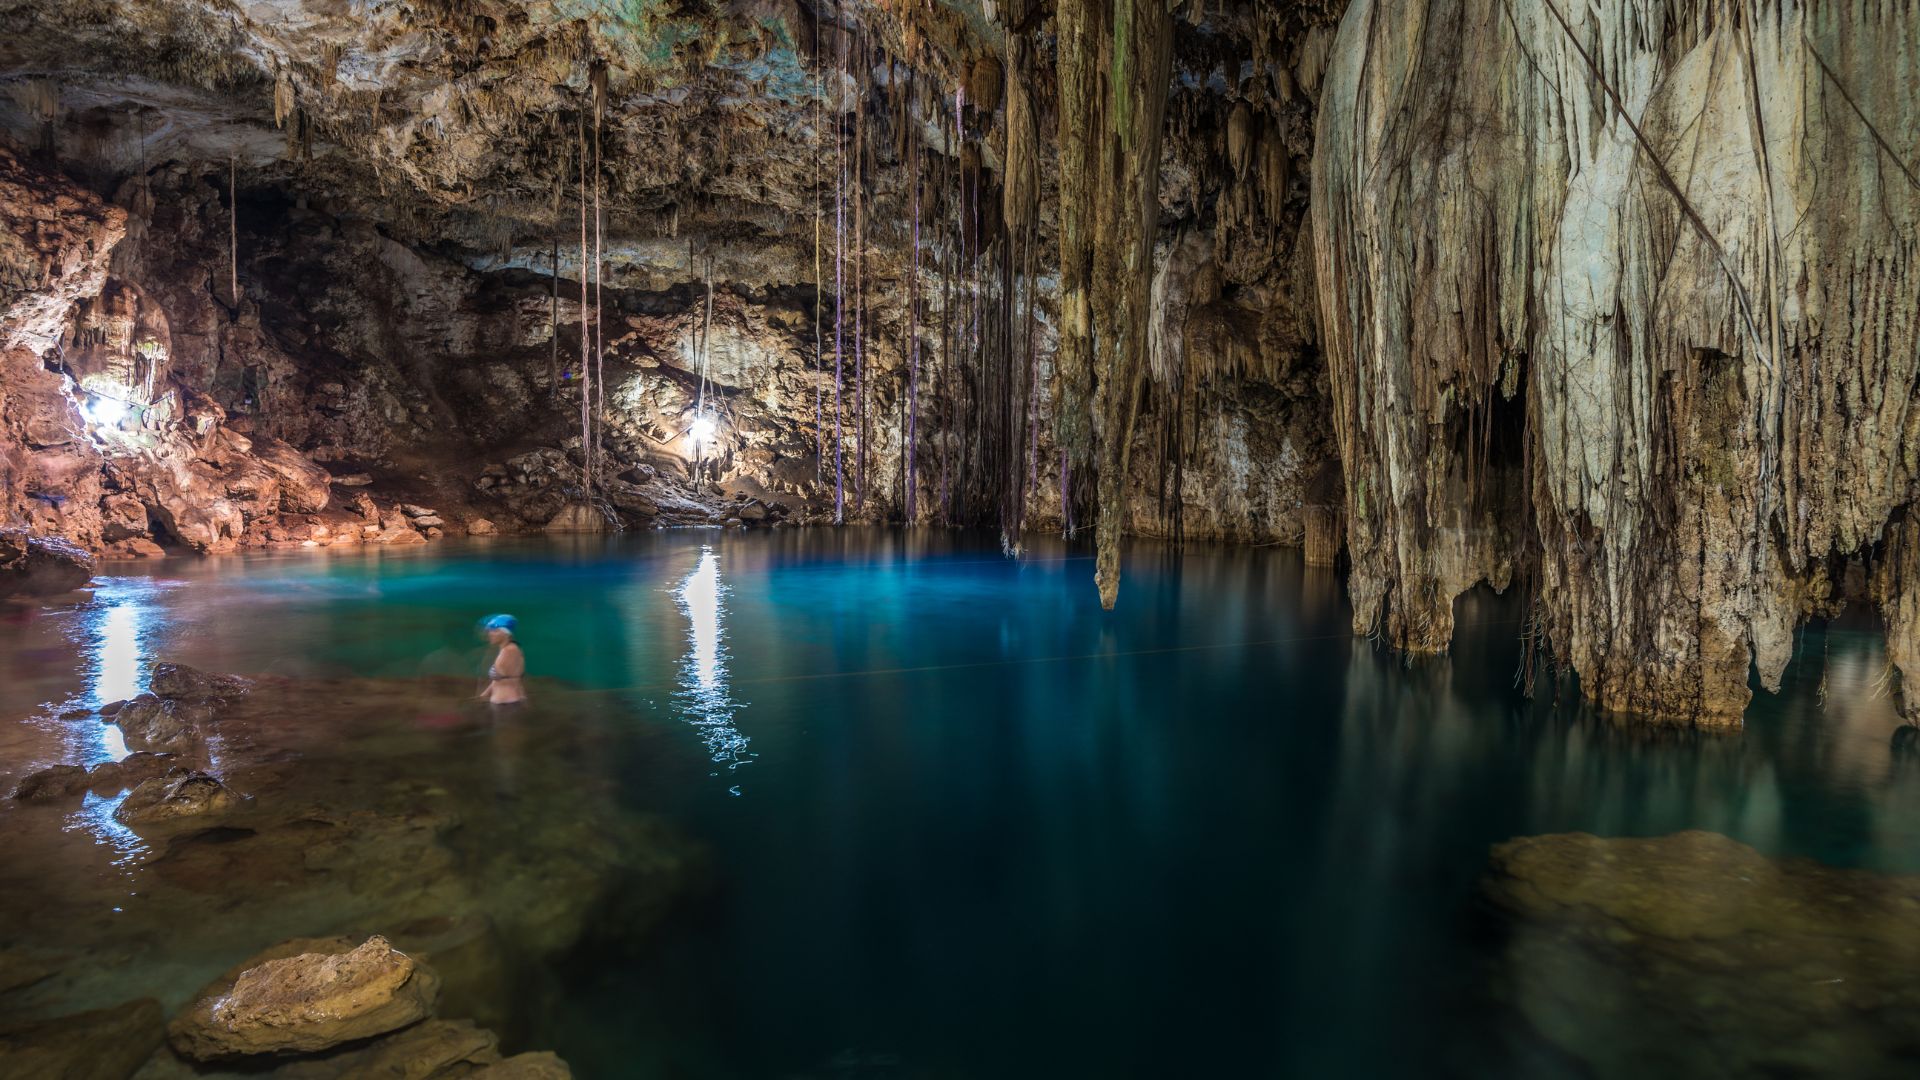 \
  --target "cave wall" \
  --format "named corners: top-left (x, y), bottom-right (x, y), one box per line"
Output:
top-left (1313, 0), bottom-right (1920, 721)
